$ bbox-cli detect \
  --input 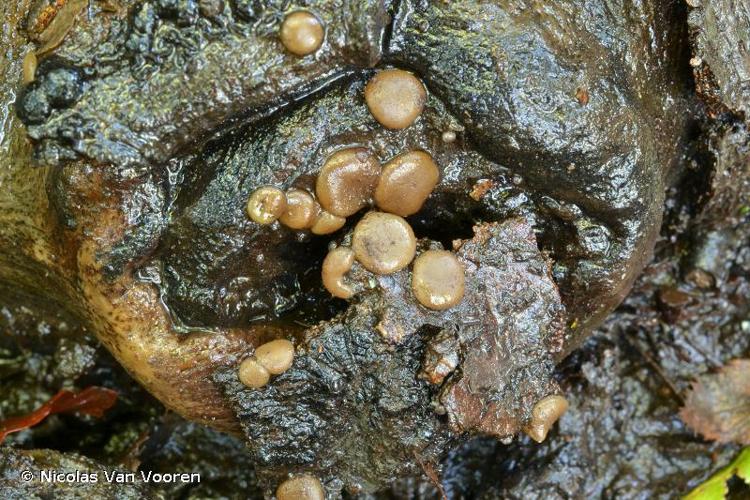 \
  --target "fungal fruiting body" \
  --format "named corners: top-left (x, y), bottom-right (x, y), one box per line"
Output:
top-left (315, 147), bottom-right (381, 217)
top-left (523, 395), bottom-right (569, 443)
top-left (279, 189), bottom-right (317, 229)
top-left (374, 150), bottom-right (440, 217)
top-left (276, 474), bottom-right (325, 500)
top-left (238, 357), bottom-right (270, 389)
top-left (364, 69), bottom-right (427, 129)
top-left (279, 11), bottom-right (325, 57)
top-left (322, 246), bottom-right (356, 299)
top-left (411, 250), bottom-right (465, 310)
top-left (310, 209), bottom-right (346, 235)
top-left (244, 73), bottom-right (467, 314)
top-left (254, 339), bottom-right (295, 375)
top-left (238, 339), bottom-right (295, 389)
top-left (311, 144), bottom-right (467, 312)
top-left (246, 186), bottom-right (287, 225)
top-left (352, 212), bottom-right (417, 275)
